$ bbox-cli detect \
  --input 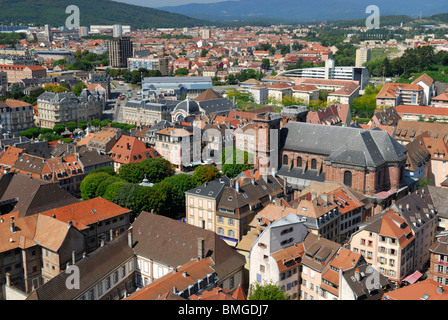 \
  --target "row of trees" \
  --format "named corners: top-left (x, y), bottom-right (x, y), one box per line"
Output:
top-left (108, 68), bottom-right (162, 84)
top-left (80, 159), bottom-right (222, 219)
top-left (365, 46), bottom-right (448, 78)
